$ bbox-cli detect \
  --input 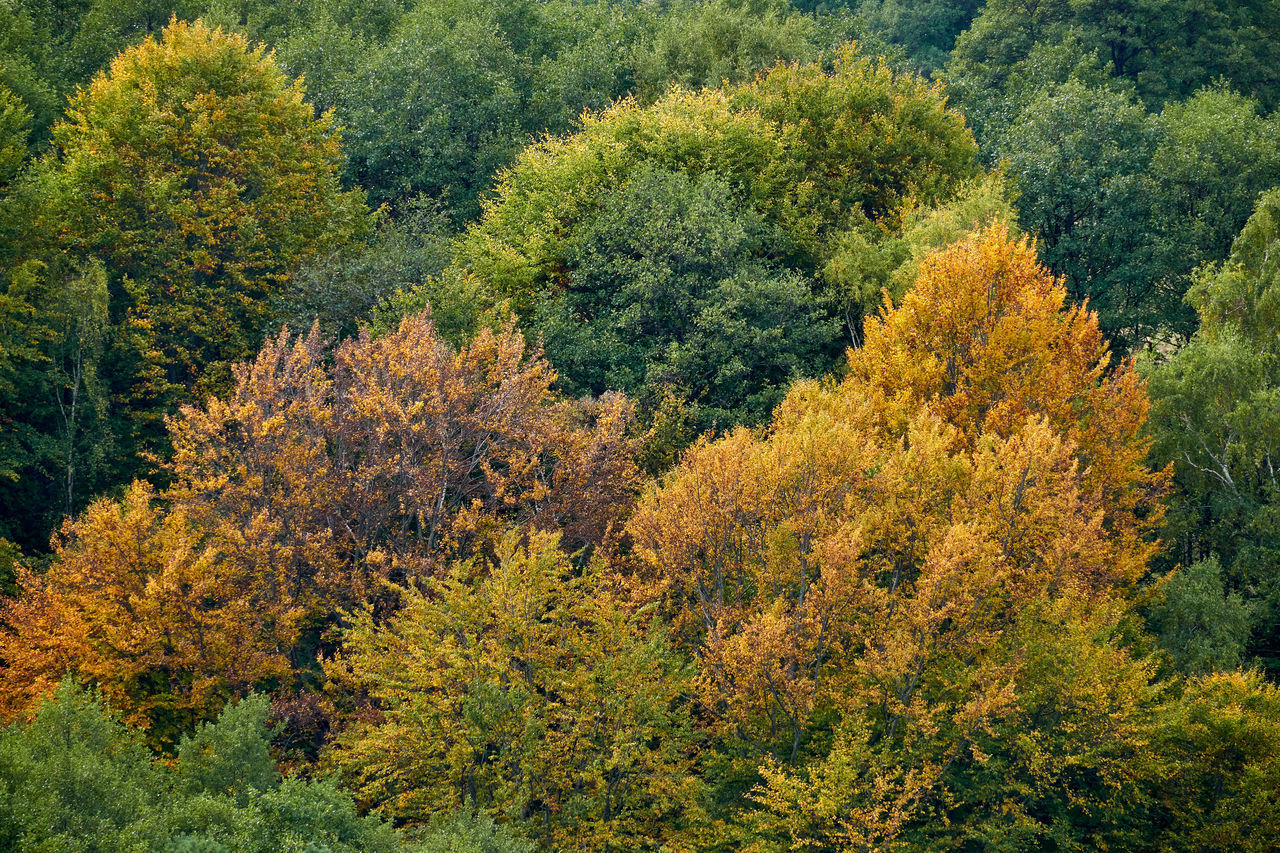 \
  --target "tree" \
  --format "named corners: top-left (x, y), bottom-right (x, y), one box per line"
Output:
top-left (0, 482), bottom-right (303, 743)
top-left (625, 225), bottom-right (1168, 845)
top-left (175, 692), bottom-right (279, 802)
top-left (1147, 187), bottom-right (1280, 675)
top-left (0, 310), bottom-right (644, 739)
top-left (413, 811), bottom-right (535, 853)
top-left (841, 223), bottom-right (1164, 550)
top-left (316, 0), bottom-right (523, 219)
top-left (844, 0), bottom-right (984, 71)
top-left (0, 82), bottom-right (29, 190)
top-left (820, 171), bottom-right (1019, 333)
top-left (1147, 557), bottom-right (1253, 675)
top-left (273, 197), bottom-right (456, 344)
top-left (532, 164), bottom-right (840, 428)
top-left (0, 17), bottom-right (370, 551)
top-left (1148, 672), bottom-right (1280, 852)
top-left (984, 80), bottom-right (1160, 349)
top-left (32, 16), bottom-right (368, 439)
top-left (731, 44), bottom-right (979, 255)
top-left (274, 0), bottom-right (863, 221)
top-left (981, 81), bottom-right (1280, 351)
top-left (52, 0), bottom-right (202, 95)
top-left (946, 0), bottom-right (1280, 113)
top-left (327, 529), bottom-right (700, 851)
top-left (1140, 87), bottom-right (1280, 342)
top-left (441, 45), bottom-right (980, 429)
top-left (0, 679), bottom-right (165, 850)
top-left (167, 311), bottom-right (643, 583)
top-left (748, 598), bottom-right (1162, 852)
top-left (0, 0), bottom-right (61, 143)
top-left (631, 0), bottom-right (853, 100)
top-left (0, 681), bottom-right (406, 851)
top-left (0, 256), bottom-right (124, 550)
